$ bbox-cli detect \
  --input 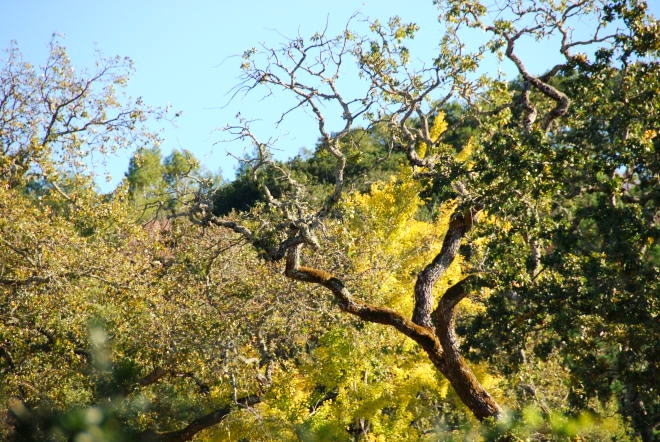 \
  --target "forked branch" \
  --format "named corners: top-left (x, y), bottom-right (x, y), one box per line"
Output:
top-left (284, 242), bottom-right (444, 363)
top-left (413, 207), bottom-right (478, 327)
